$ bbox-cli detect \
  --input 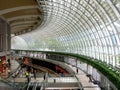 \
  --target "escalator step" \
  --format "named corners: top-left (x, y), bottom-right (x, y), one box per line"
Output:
top-left (29, 86), bottom-right (33, 90)
top-left (36, 86), bottom-right (41, 90)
